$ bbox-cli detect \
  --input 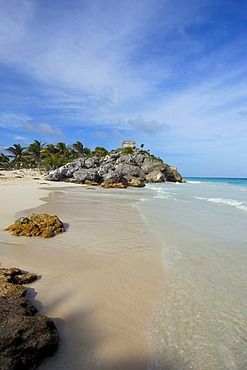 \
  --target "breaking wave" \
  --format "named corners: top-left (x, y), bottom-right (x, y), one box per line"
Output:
top-left (192, 196), bottom-right (247, 212)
